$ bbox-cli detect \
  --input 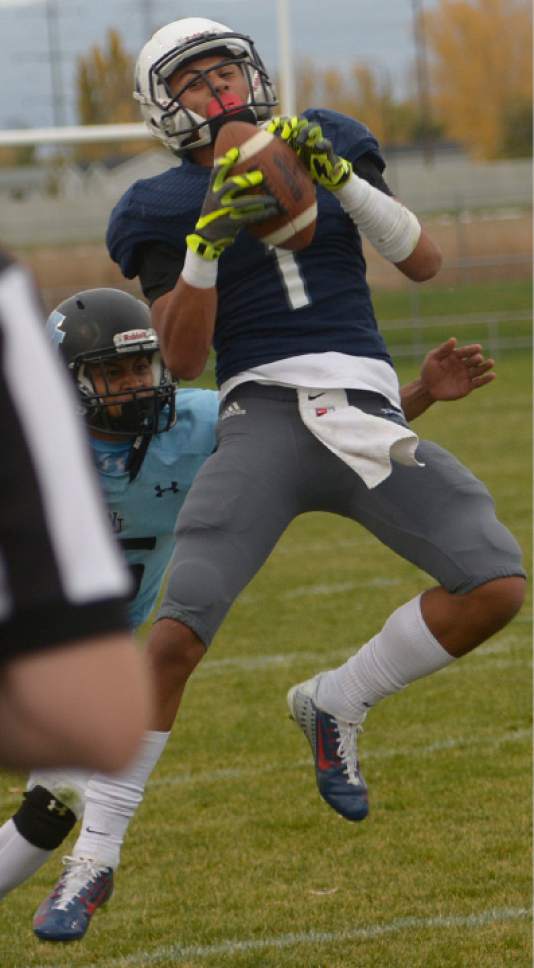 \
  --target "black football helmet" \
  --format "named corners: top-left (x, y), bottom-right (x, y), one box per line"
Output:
top-left (46, 288), bottom-right (176, 437)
